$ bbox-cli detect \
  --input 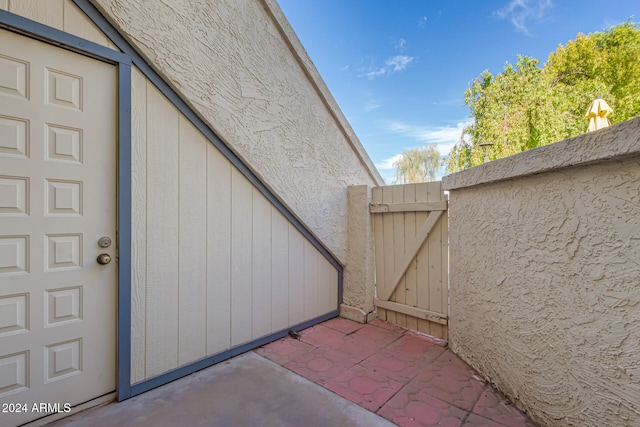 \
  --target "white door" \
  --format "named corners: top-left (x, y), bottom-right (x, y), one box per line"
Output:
top-left (0, 29), bottom-right (117, 426)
